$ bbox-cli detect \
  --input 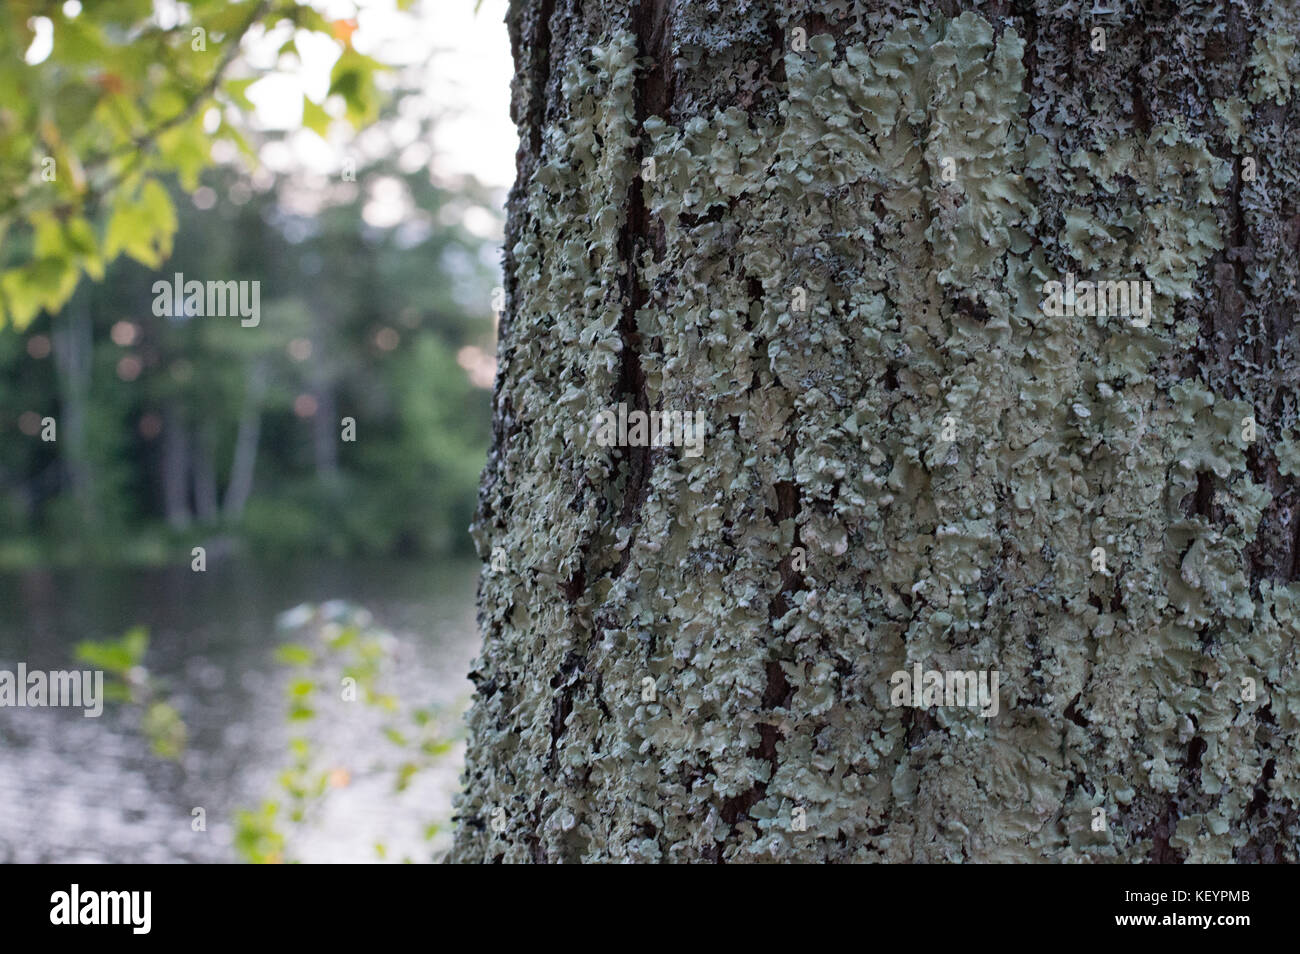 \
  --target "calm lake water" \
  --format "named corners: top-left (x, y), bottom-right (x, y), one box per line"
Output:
top-left (0, 559), bottom-right (482, 863)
